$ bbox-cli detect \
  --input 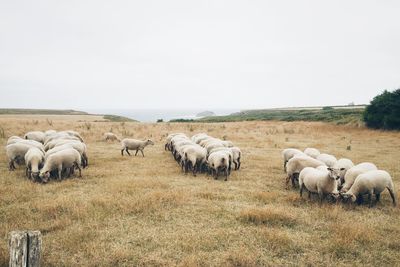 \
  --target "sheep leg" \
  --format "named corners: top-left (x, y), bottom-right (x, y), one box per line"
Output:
top-left (57, 168), bottom-right (62, 181)
top-left (387, 187), bottom-right (397, 206)
top-left (284, 161), bottom-right (287, 172)
top-left (121, 148), bottom-right (124, 156)
top-left (135, 149), bottom-right (139, 156)
top-left (75, 162), bottom-right (82, 178)
top-left (224, 169), bottom-right (228, 181)
top-left (9, 160), bottom-right (15, 171)
top-left (237, 159), bottom-right (241, 170)
top-left (300, 184), bottom-right (304, 197)
top-left (368, 193), bottom-right (373, 208)
top-left (308, 191), bottom-right (311, 199)
top-left (318, 190), bottom-right (324, 204)
top-left (125, 148), bottom-right (131, 156)
top-left (375, 193), bottom-right (380, 204)
top-left (234, 161), bottom-right (238, 170)
top-left (25, 167), bottom-right (29, 178)
top-left (140, 150), bottom-right (145, 157)
top-left (192, 162), bottom-right (197, 177)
